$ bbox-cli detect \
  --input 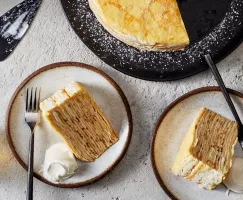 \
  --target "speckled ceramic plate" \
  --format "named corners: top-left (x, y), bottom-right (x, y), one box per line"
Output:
top-left (60, 0), bottom-right (243, 81)
top-left (6, 62), bottom-right (133, 188)
top-left (151, 87), bottom-right (243, 200)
